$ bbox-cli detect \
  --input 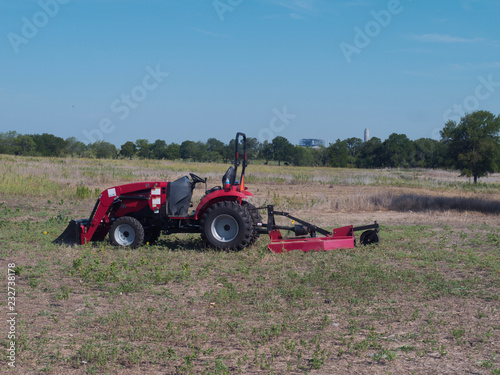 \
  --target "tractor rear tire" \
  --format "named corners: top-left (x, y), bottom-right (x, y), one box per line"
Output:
top-left (200, 201), bottom-right (252, 250)
top-left (109, 216), bottom-right (145, 248)
top-left (242, 201), bottom-right (262, 245)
